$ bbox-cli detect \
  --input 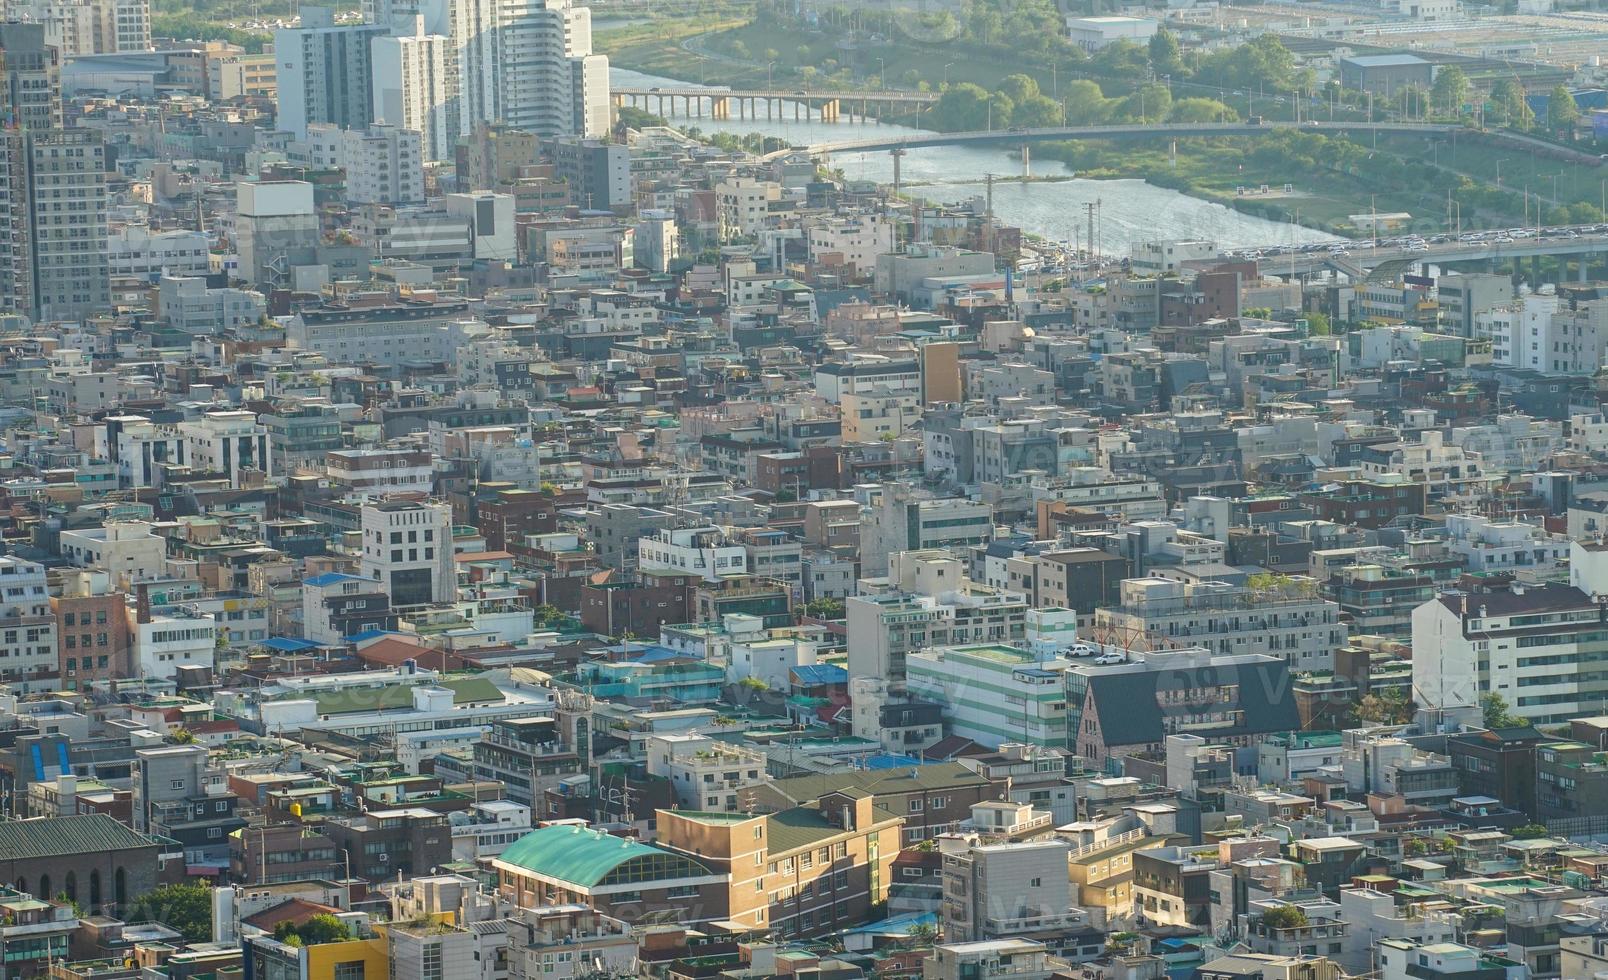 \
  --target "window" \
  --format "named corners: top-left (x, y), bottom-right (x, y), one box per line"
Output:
top-left (334, 963), bottom-right (366, 980)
